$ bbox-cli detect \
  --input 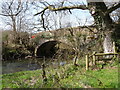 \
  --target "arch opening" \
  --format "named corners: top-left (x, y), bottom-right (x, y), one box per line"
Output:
top-left (35, 41), bottom-right (60, 58)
